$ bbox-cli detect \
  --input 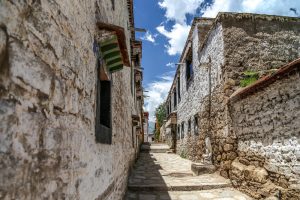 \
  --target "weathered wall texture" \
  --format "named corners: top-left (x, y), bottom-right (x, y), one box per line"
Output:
top-left (176, 19), bottom-right (220, 159)
top-left (0, 1), bottom-right (139, 199)
top-left (229, 68), bottom-right (300, 199)
top-left (175, 13), bottom-right (300, 169)
top-left (211, 13), bottom-right (300, 178)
